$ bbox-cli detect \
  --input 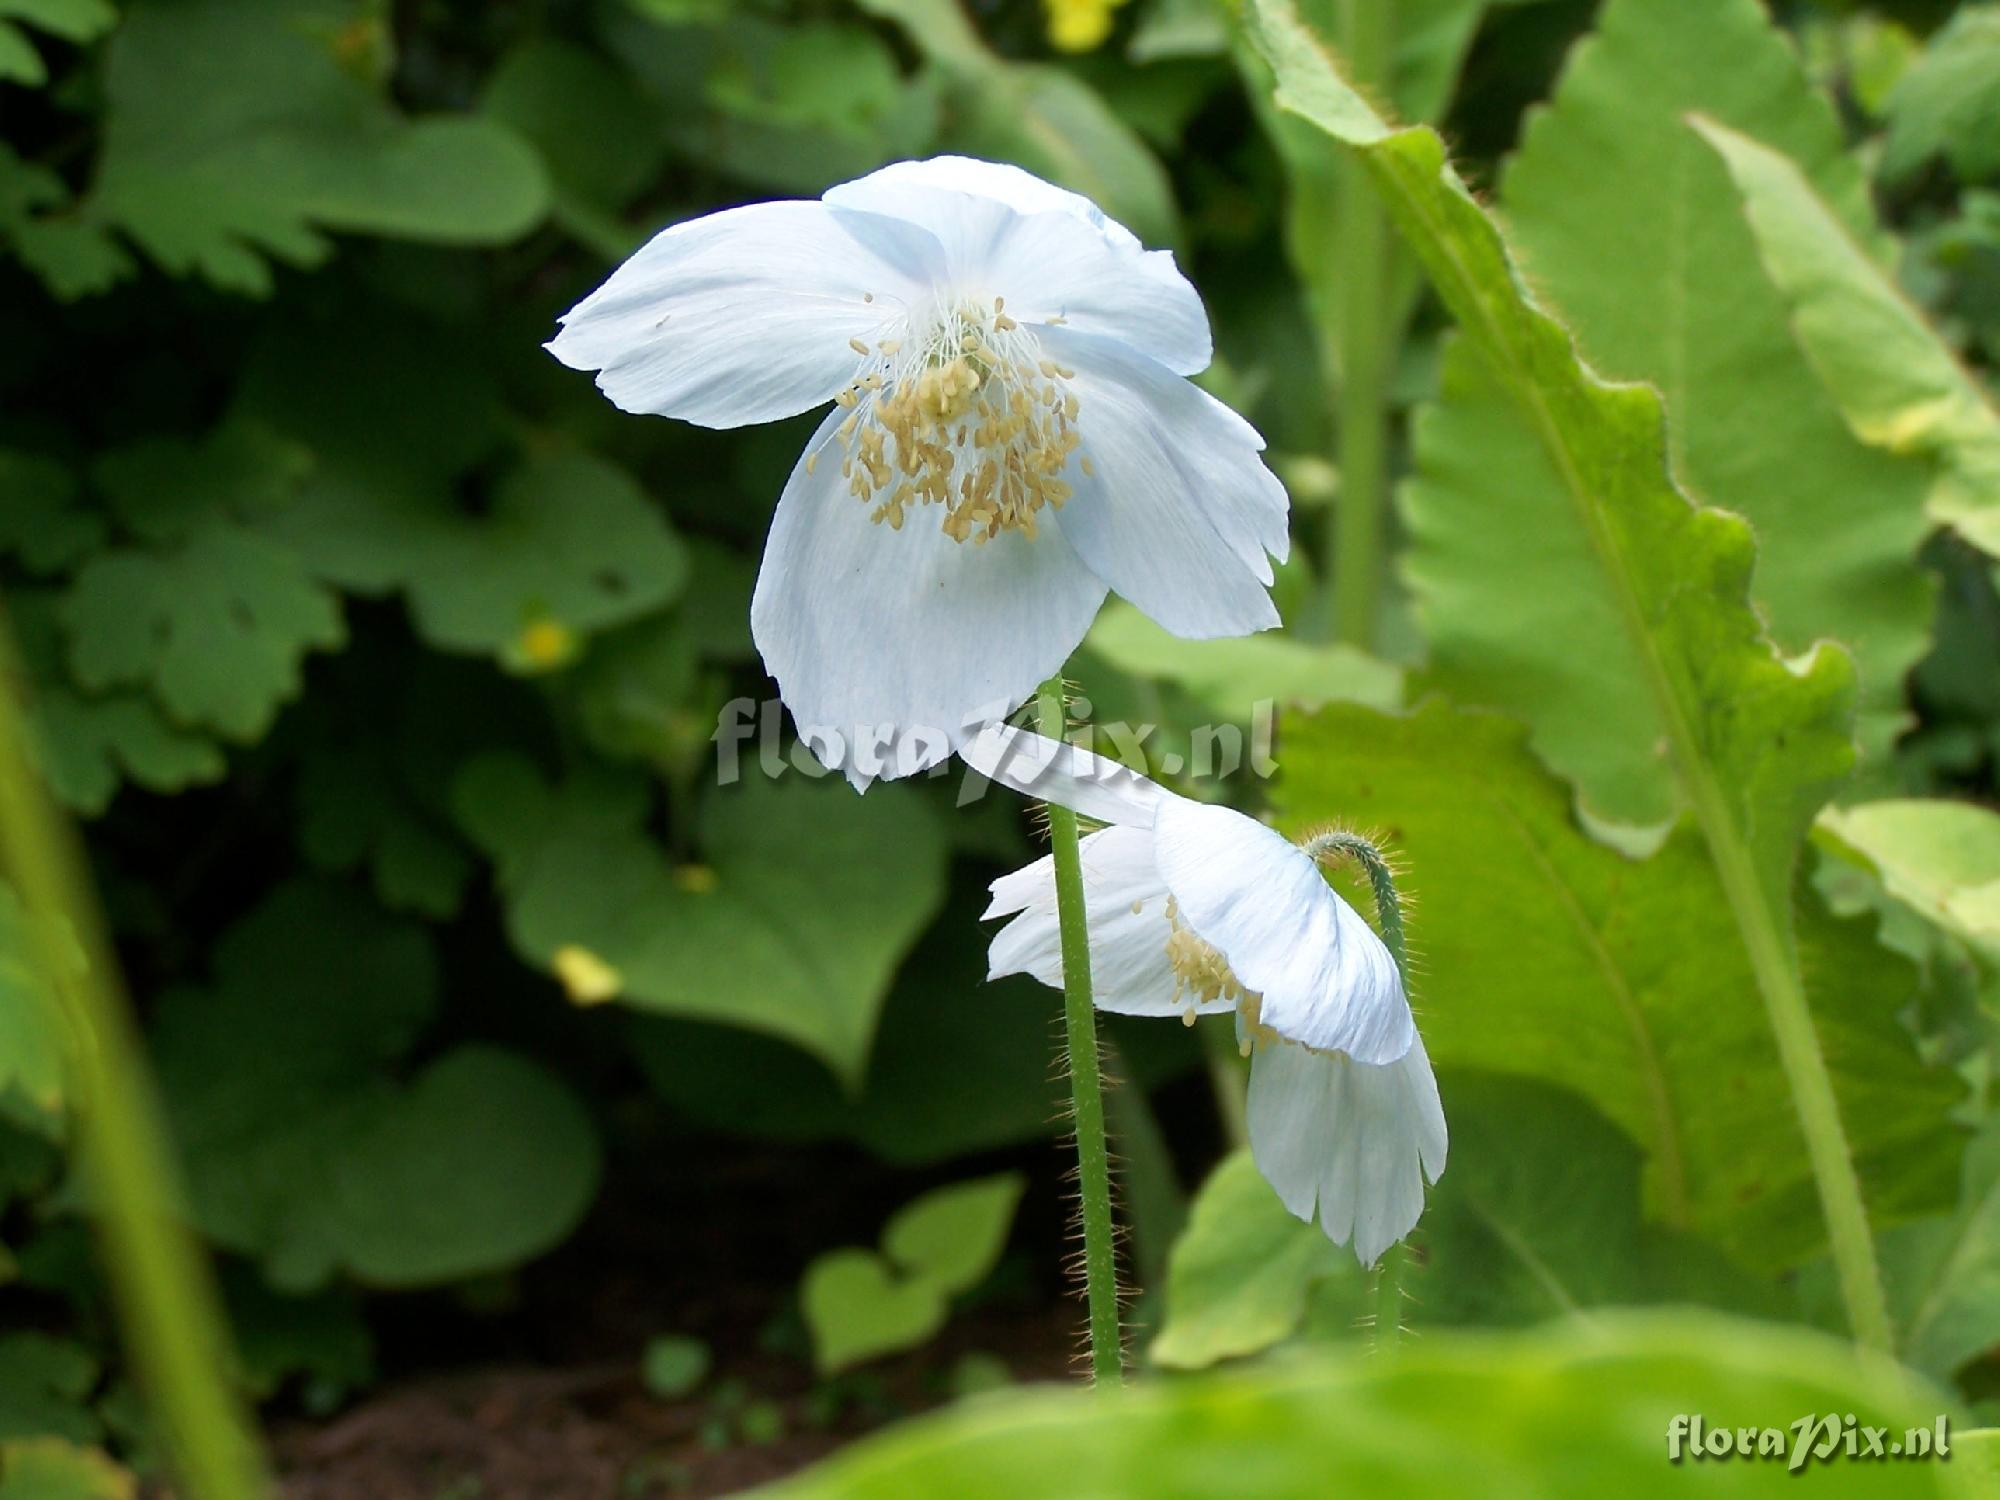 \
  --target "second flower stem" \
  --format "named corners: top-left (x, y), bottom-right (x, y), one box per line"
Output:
top-left (1035, 676), bottom-right (1122, 1387)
